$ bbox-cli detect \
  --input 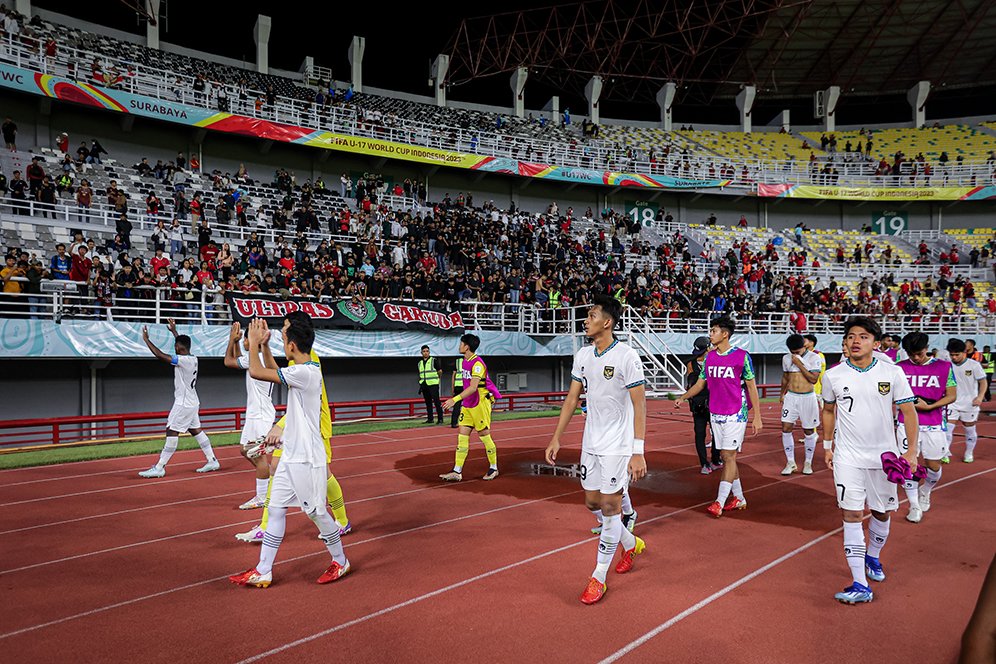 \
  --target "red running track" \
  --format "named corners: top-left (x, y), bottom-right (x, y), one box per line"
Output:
top-left (0, 402), bottom-right (993, 663)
